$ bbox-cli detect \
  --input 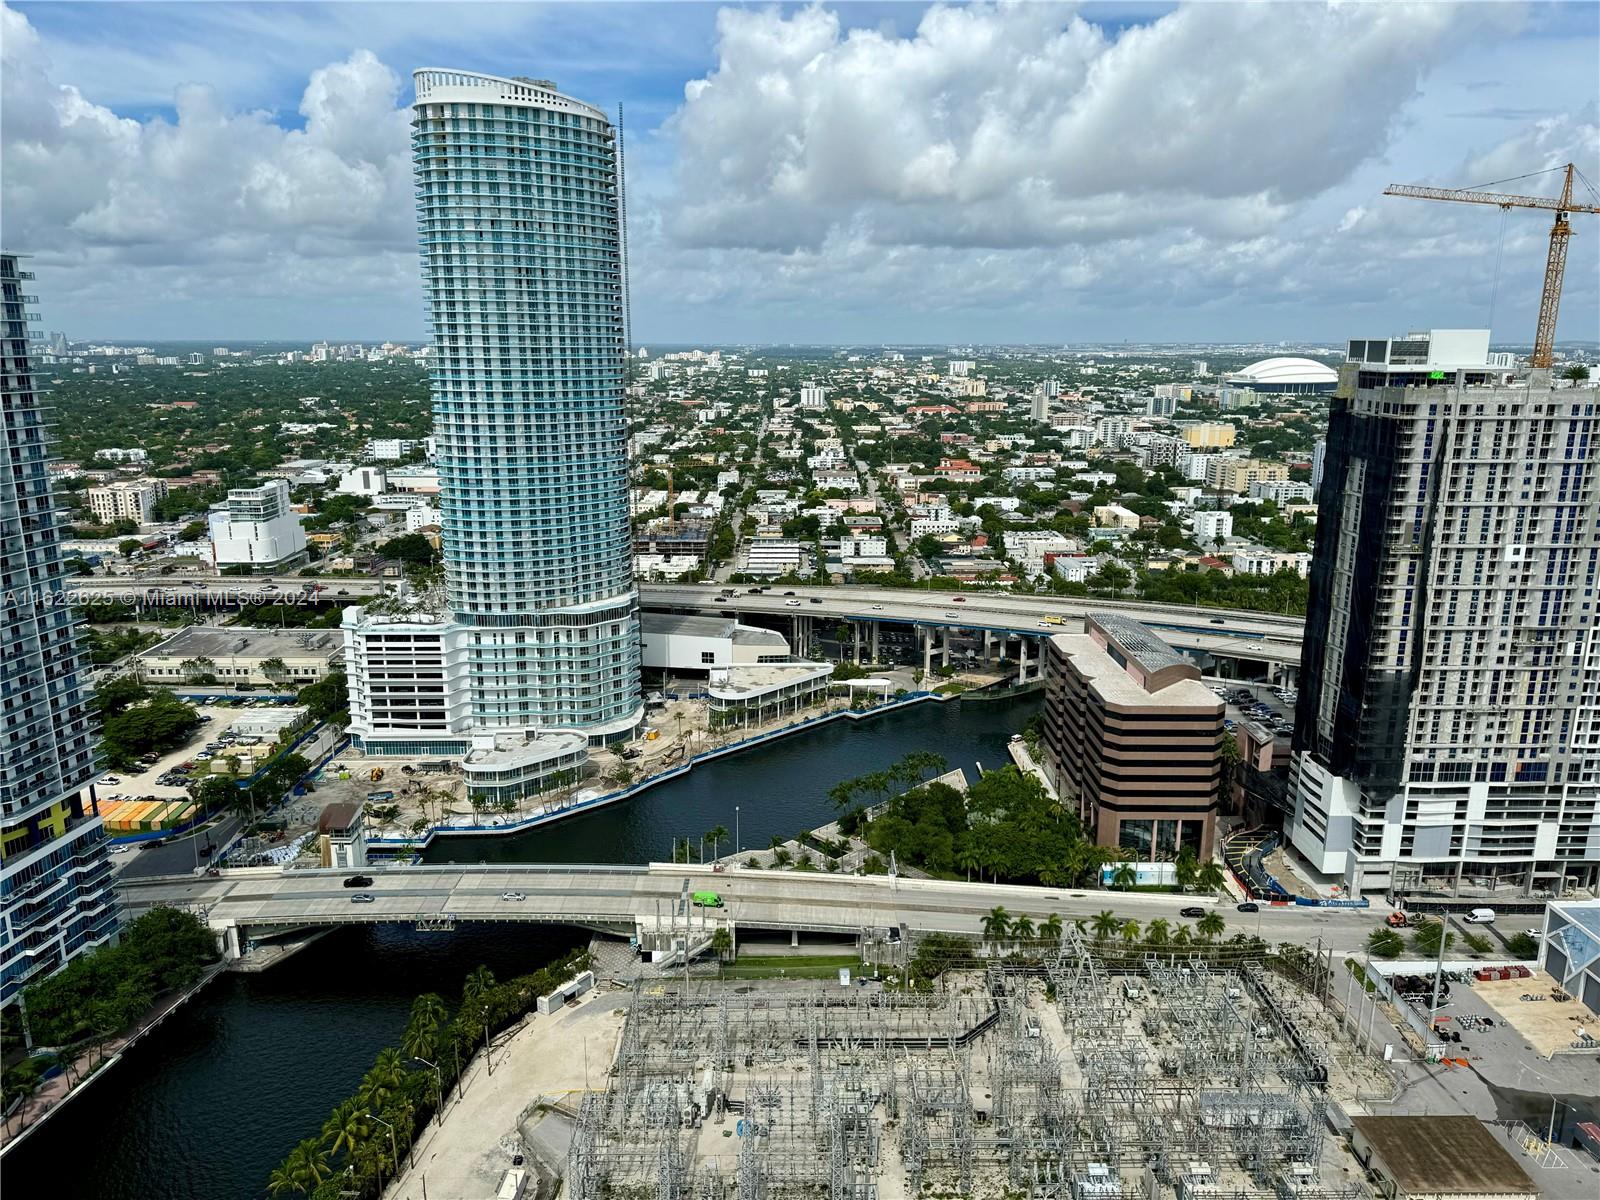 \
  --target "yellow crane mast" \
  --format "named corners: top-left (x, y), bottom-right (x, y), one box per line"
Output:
top-left (1384, 163), bottom-right (1600, 368)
